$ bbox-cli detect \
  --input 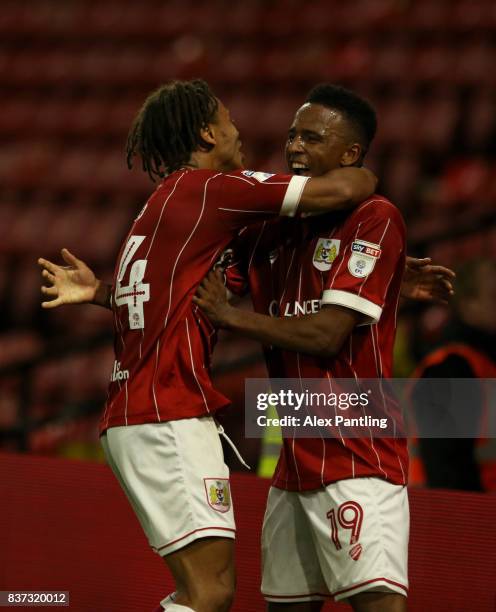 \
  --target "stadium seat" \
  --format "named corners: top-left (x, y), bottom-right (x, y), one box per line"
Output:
top-left (222, 2), bottom-right (260, 36)
top-left (7, 200), bottom-right (58, 255)
top-left (0, 378), bottom-right (21, 429)
top-left (450, 0), bottom-right (490, 31)
top-left (382, 153), bottom-right (422, 211)
top-left (375, 97), bottom-right (417, 147)
top-left (47, 148), bottom-right (99, 192)
top-left (454, 39), bottom-right (495, 86)
top-left (106, 96), bottom-right (142, 137)
top-left (44, 199), bottom-right (96, 255)
top-left (248, 95), bottom-right (299, 139)
top-left (0, 199), bottom-right (21, 255)
top-left (9, 260), bottom-right (46, 326)
top-left (0, 98), bottom-right (35, 136)
top-left (331, 41), bottom-right (372, 81)
top-left (212, 45), bottom-right (257, 84)
top-left (372, 40), bottom-right (412, 84)
top-left (464, 90), bottom-right (496, 150)
top-left (67, 98), bottom-right (112, 138)
top-left (437, 158), bottom-right (491, 207)
top-left (416, 93), bottom-right (458, 151)
top-left (0, 331), bottom-right (42, 370)
top-left (408, 0), bottom-right (450, 31)
top-left (84, 200), bottom-right (134, 262)
top-left (412, 44), bottom-right (455, 84)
